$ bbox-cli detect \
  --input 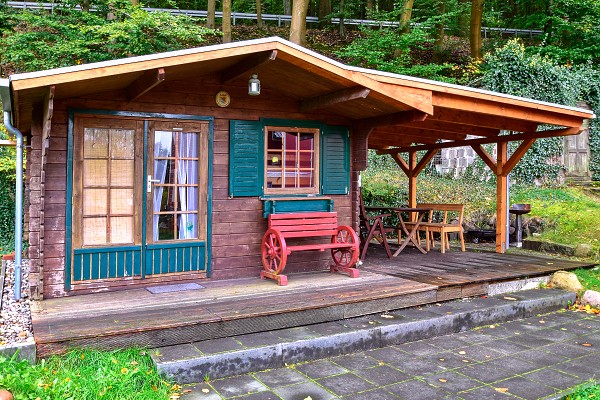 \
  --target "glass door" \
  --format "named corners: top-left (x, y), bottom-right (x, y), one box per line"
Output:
top-left (145, 121), bottom-right (209, 275)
